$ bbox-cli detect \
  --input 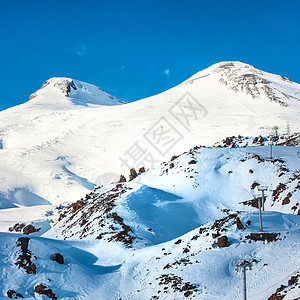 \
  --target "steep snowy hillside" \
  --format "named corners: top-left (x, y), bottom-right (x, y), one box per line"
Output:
top-left (46, 144), bottom-right (300, 244)
top-left (0, 232), bottom-right (118, 299)
top-left (0, 61), bottom-right (299, 208)
top-left (1, 144), bottom-right (299, 299)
